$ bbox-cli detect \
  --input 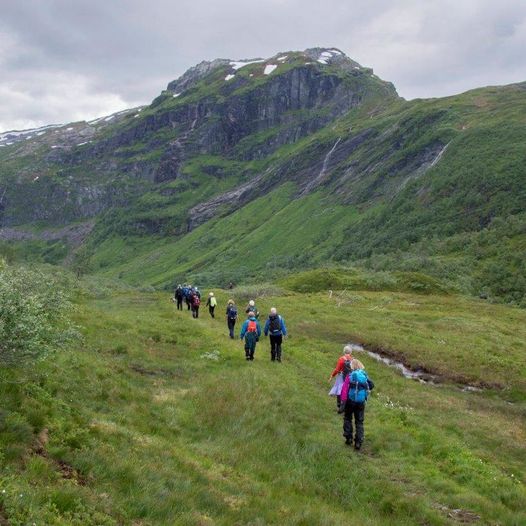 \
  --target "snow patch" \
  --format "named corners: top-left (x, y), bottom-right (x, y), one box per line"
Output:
top-left (76, 142), bottom-right (88, 146)
top-left (230, 59), bottom-right (265, 70)
top-left (36, 131), bottom-right (46, 136)
top-left (33, 176), bottom-right (39, 181)
top-left (172, 93), bottom-right (181, 98)
top-left (317, 50), bottom-right (338, 65)
top-left (51, 145), bottom-right (60, 149)
top-left (66, 127), bottom-right (74, 131)
top-left (25, 136), bottom-right (33, 140)
top-left (277, 55), bottom-right (288, 61)
top-left (134, 114), bottom-right (139, 118)
top-left (104, 116), bottom-right (114, 122)
top-left (264, 64), bottom-right (277, 75)
top-left (225, 74), bottom-right (235, 81)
